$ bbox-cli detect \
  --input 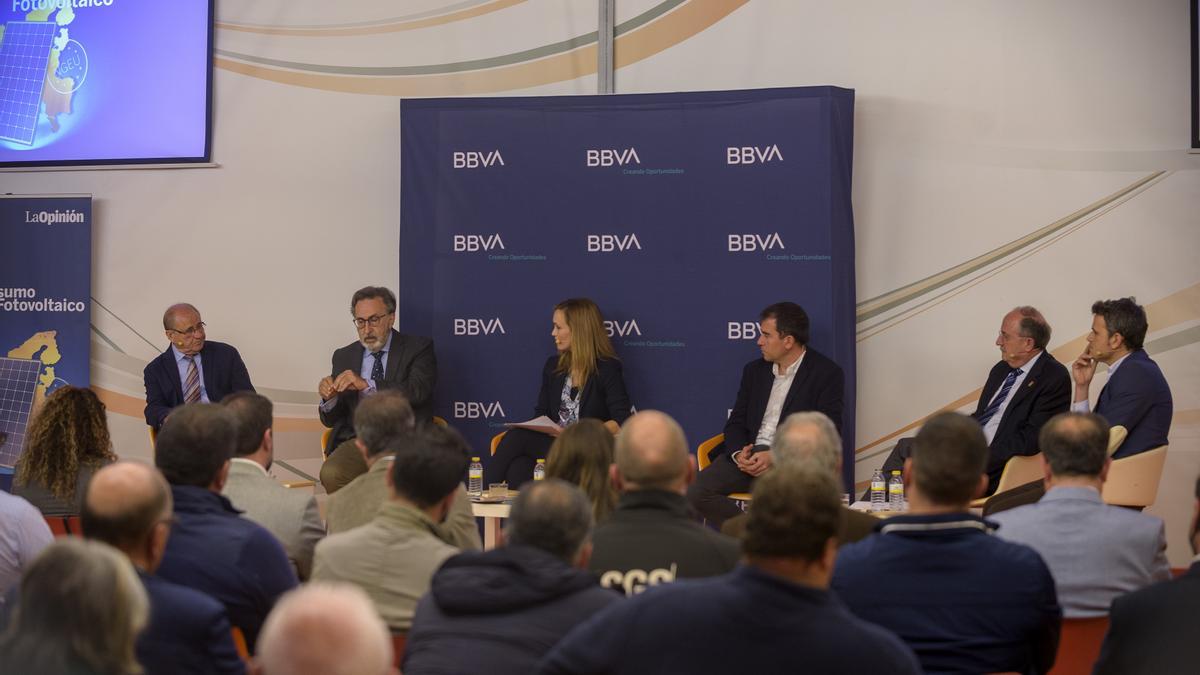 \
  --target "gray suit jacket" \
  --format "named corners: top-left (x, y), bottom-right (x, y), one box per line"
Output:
top-left (222, 459), bottom-right (325, 580)
top-left (991, 485), bottom-right (1170, 617)
top-left (325, 456), bottom-right (481, 552)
